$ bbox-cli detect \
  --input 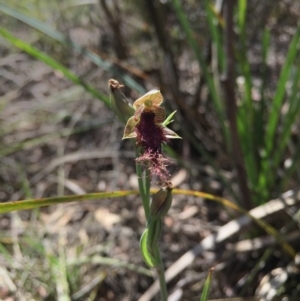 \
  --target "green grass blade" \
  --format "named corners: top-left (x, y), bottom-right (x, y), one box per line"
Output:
top-left (204, 0), bottom-right (225, 73)
top-left (0, 28), bottom-right (110, 106)
top-left (200, 268), bottom-right (213, 301)
top-left (0, 191), bottom-right (139, 213)
top-left (273, 64), bottom-right (300, 171)
top-left (237, 0), bottom-right (247, 34)
top-left (235, 0), bottom-right (258, 190)
top-left (258, 24), bottom-right (300, 201)
top-left (236, 110), bottom-right (257, 194)
top-left (260, 28), bottom-right (271, 102)
top-left (236, 0), bottom-right (252, 115)
top-left (0, 3), bottom-right (145, 94)
top-left (264, 24), bottom-right (300, 154)
top-left (256, 28), bottom-right (271, 154)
